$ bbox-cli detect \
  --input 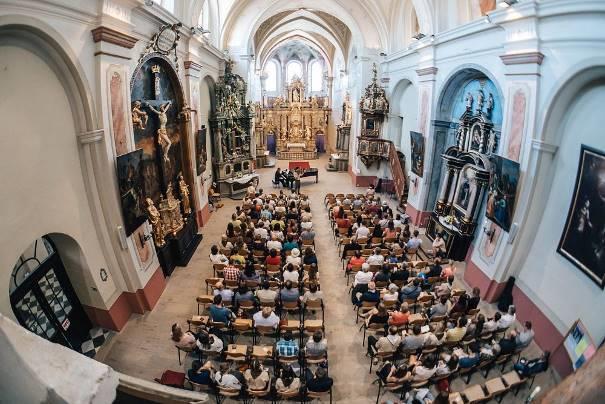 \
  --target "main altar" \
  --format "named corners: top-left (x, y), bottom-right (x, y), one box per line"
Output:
top-left (256, 77), bottom-right (330, 160)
